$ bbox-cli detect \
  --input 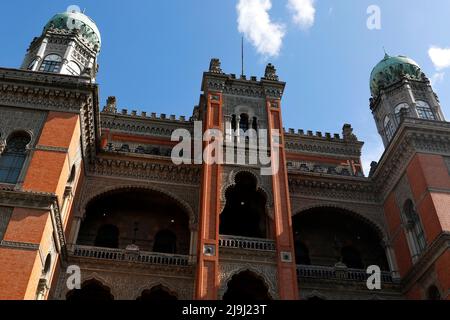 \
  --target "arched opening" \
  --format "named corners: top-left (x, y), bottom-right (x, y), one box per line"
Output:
top-left (239, 113), bottom-right (249, 132)
top-left (43, 254), bottom-right (52, 275)
top-left (0, 131), bottom-right (31, 184)
top-left (292, 207), bottom-right (389, 270)
top-left (39, 54), bottom-right (62, 73)
top-left (94, 224), bottom-right (119, 249)
top-left (67, 164), bottom-right (76, 184)
top-left (153, 230), bottom-right (177, 254)
top-left (220, 172), bottom-right (269, 238)
top-left (223, 271), bottom-right (271, 301)
top-left (137, 285), bottom-right (178, 301)
top-left (78, 188), bottom-right (190, 254)
top-left (66, 280), bottom-right (114, 301)
top-left (426, 285), bottom-right (441, 300)
top-left (402, 199), bottom-right (426, 257)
